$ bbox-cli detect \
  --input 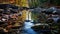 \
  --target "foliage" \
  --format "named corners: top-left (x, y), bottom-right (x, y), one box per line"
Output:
top-left (29, 0), bottom-right (48, 8)
top-left (50, 0), bottom-right (60, 6)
